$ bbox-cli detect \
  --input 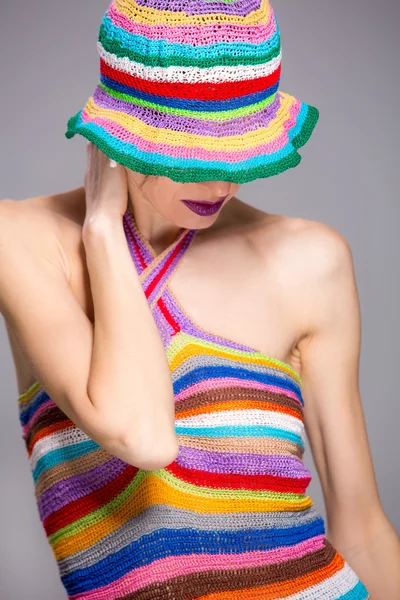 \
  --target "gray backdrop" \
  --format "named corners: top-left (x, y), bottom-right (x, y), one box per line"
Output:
top-left (0, 1), bottom-right (399, 598)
